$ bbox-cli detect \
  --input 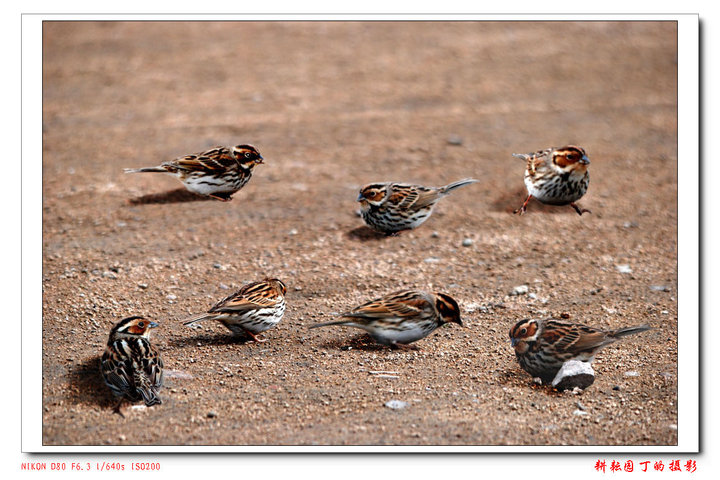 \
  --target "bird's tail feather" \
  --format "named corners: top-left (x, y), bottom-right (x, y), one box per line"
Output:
top-left (308, 320), bottom-right (352, 329)
top-left (124, 166), bottom-right (166, 173)
top-left (440, 178), bottom-right (479, 194)
top-left (612, 325), bottom-right (651, 338)
top-left (181, 313), bottom-right (212, 326)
